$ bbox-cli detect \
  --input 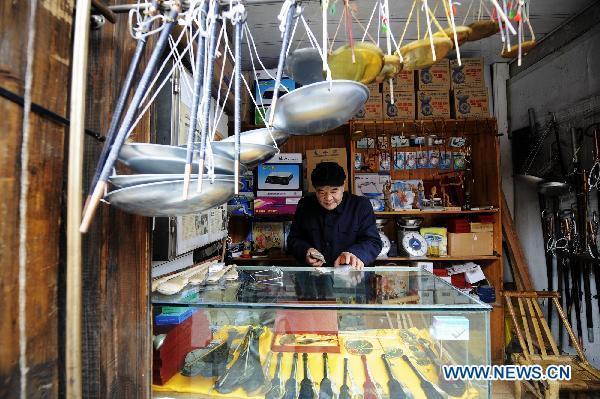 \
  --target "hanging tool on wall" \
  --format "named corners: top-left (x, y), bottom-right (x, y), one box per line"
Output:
top-left (569, 127), bottom-right (593, 345)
